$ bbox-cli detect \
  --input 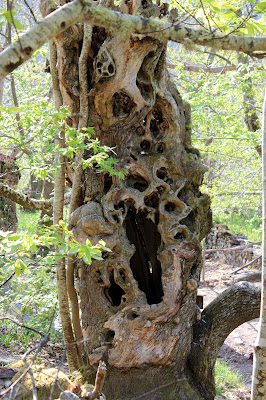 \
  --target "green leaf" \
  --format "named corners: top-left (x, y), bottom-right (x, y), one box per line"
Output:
top-left (15, 265), bottom-right (21, 276)
top-left (13, 18), bottom-right (24, 30)
top-left (58, 243), bottom-right (68, 254)
top-left (255, 2), bottom-right (266, 11)
top-left (68, 244), bottom-right (80, 254)
top-left (43, 239), bottom-right (51, 249)
top-left (10, 243), bottom-right (21, 252)
top-left (98, 240), bottom-right (112, 252)
top-left (6, 106), bottom-right (22, 113)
